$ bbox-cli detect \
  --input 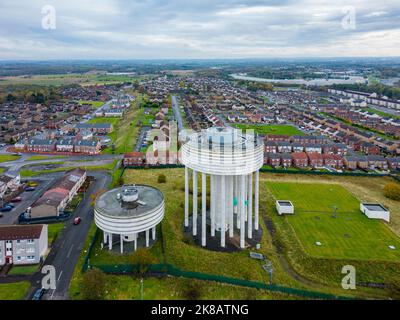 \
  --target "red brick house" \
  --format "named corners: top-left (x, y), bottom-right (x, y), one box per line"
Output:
top-left (307, 152), bottom-right (324, 168)
top-left (123, 152), bottom-right (145, 166)
top-left (265, 134), bottom-right (290, 142)
top-left (323, 154), bottom-right (344, 168)
top-left (292, 152), bottom-right (308, 168)
top-left (267, 153), bottom-right (281, 167)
